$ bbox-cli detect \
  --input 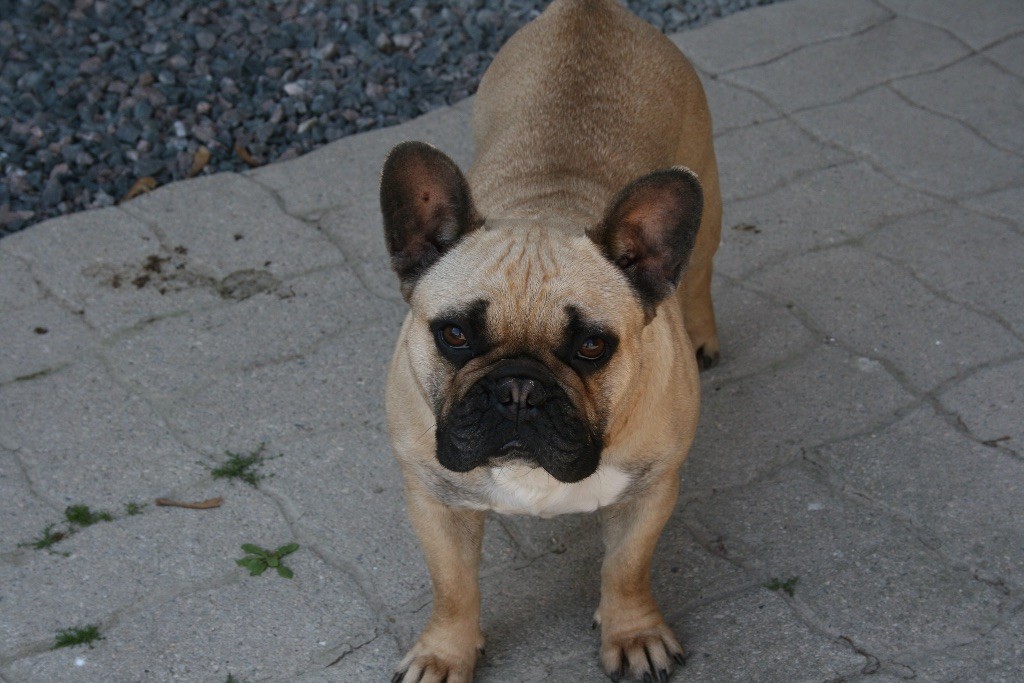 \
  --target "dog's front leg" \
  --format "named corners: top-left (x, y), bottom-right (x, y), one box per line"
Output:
top-left (596, 474), bottom-right (686, 681)
top-left (394, 482), bottom-right (485, 683)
